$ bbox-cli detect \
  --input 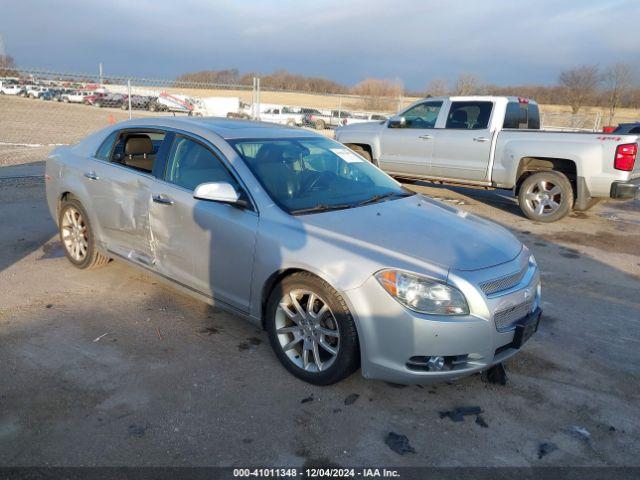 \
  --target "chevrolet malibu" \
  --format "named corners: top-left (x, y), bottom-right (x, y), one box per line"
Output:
top-left (45, 118), bottom-right (542, 385)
